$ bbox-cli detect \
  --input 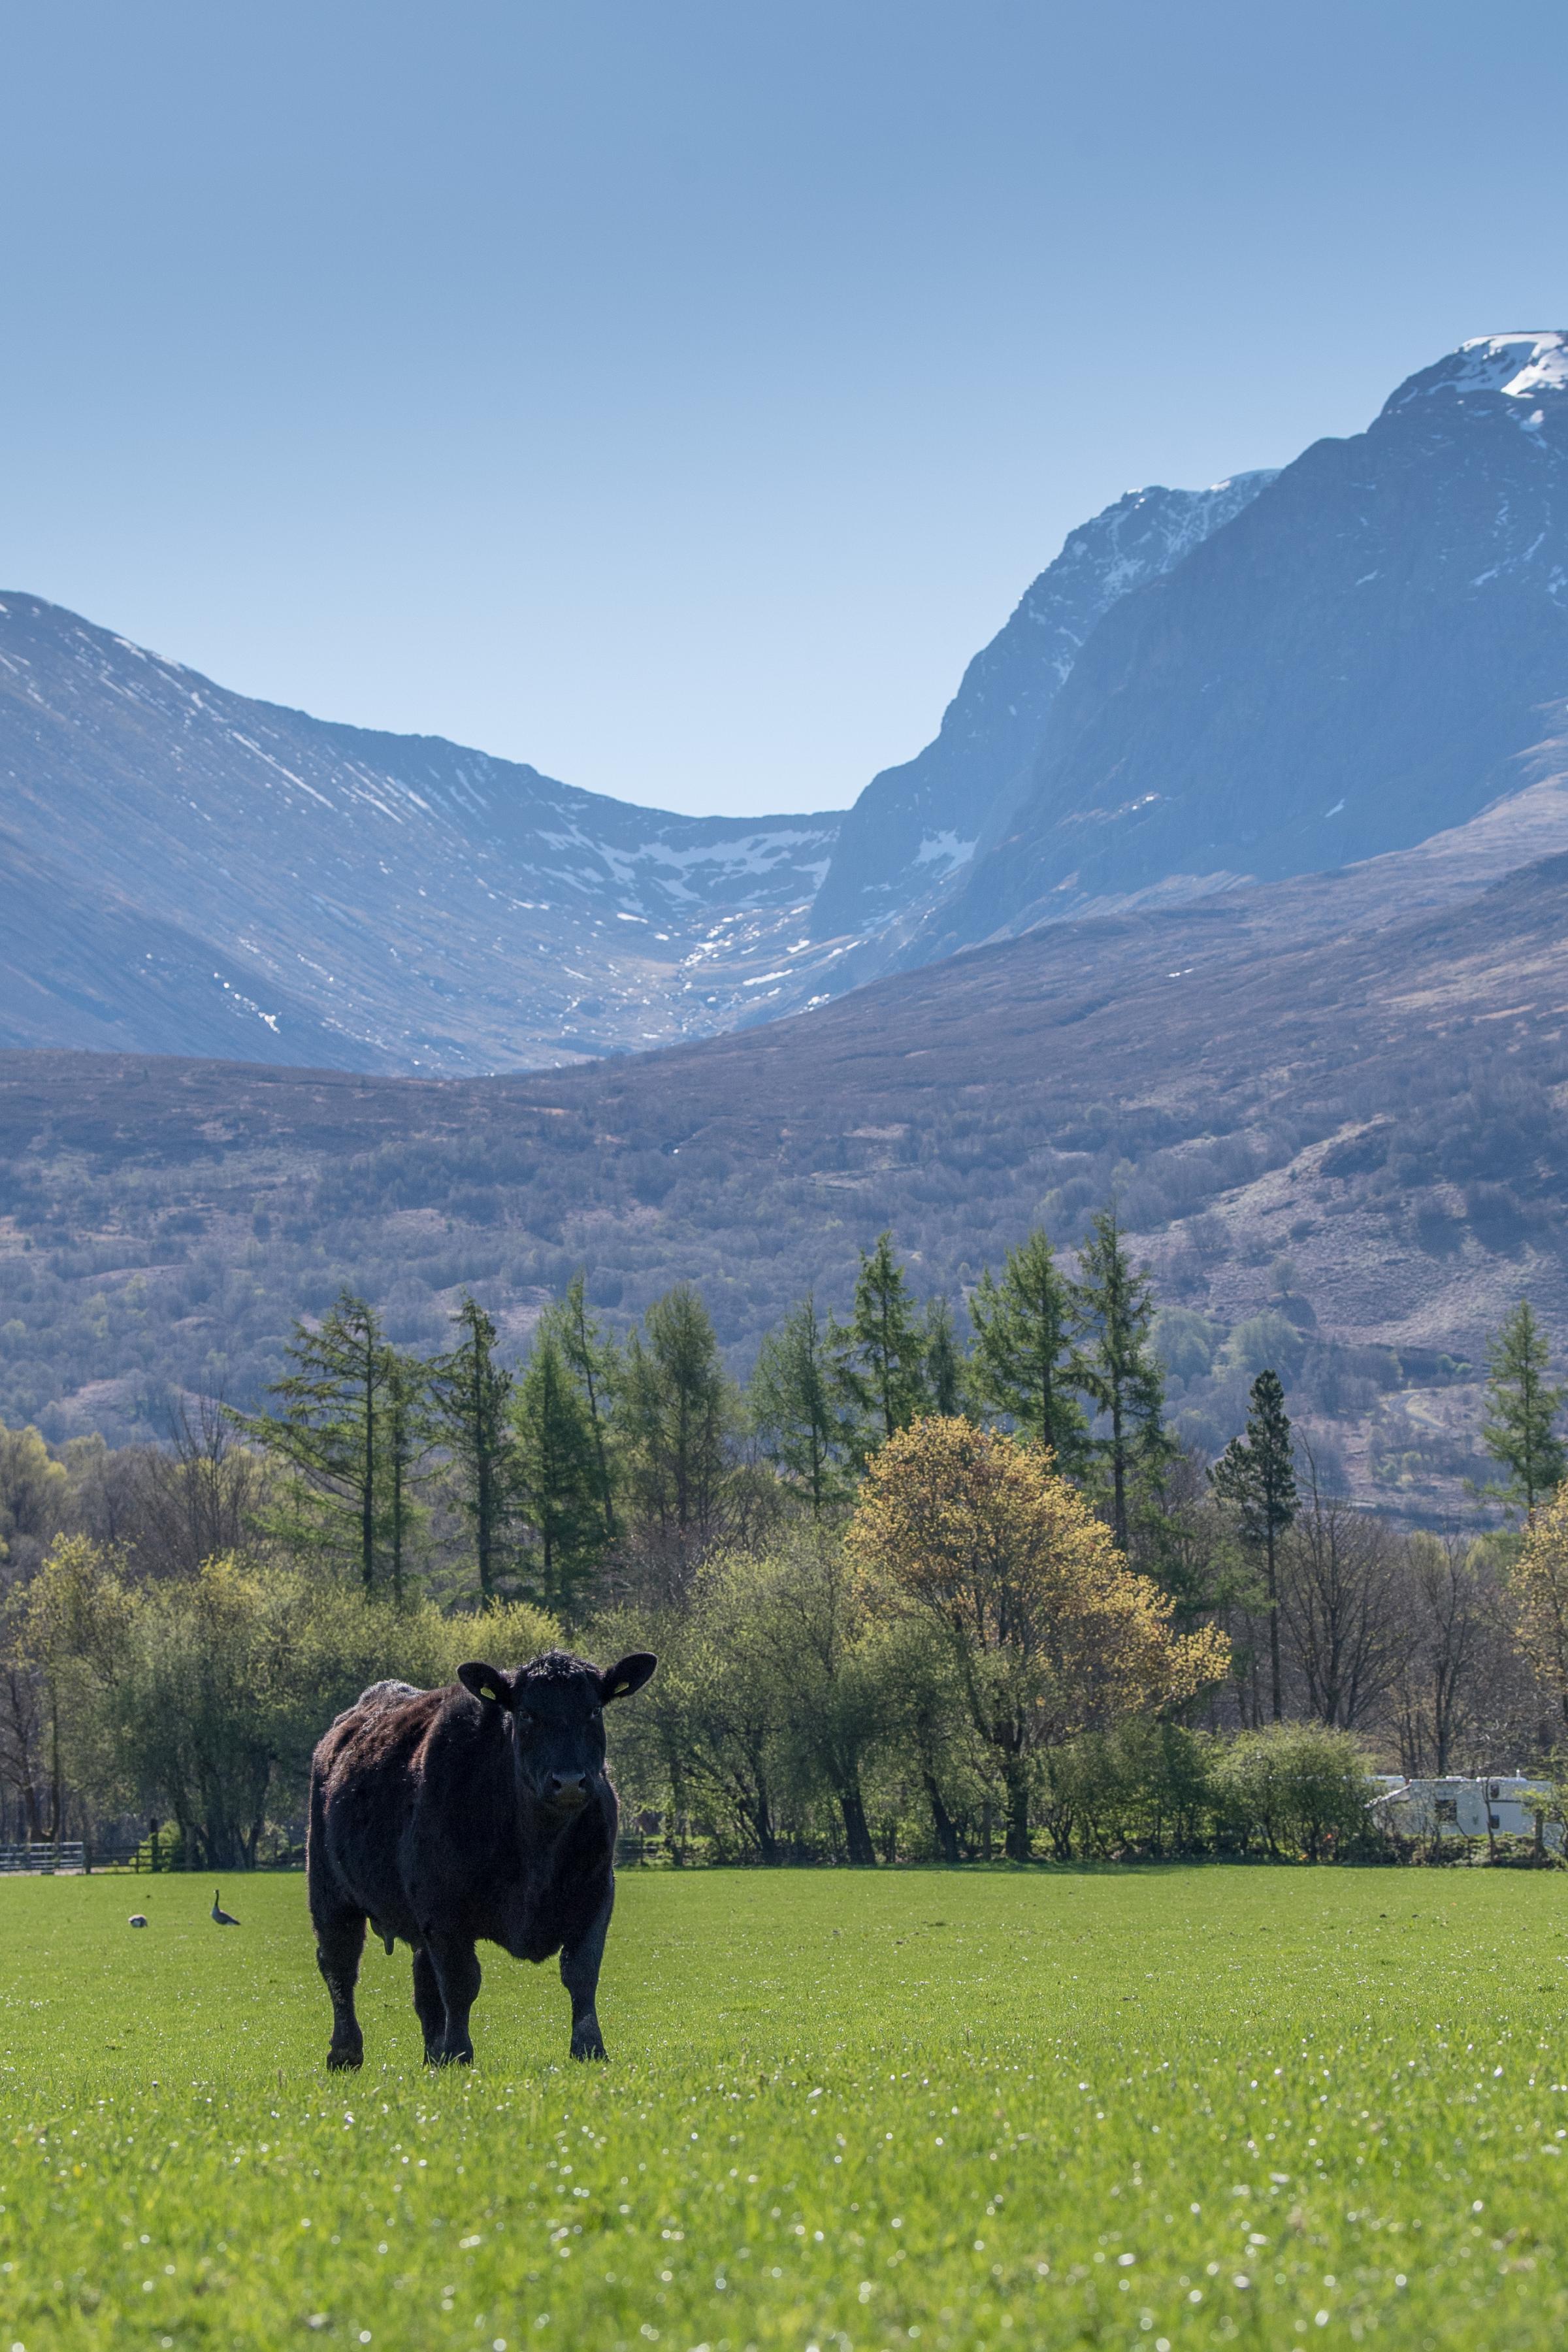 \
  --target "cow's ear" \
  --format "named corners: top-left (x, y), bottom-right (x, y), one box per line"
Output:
top-left (600, 1652), bottom-right (657, 1704)
top-left (458, 1661), bottom-right (515, 1708)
